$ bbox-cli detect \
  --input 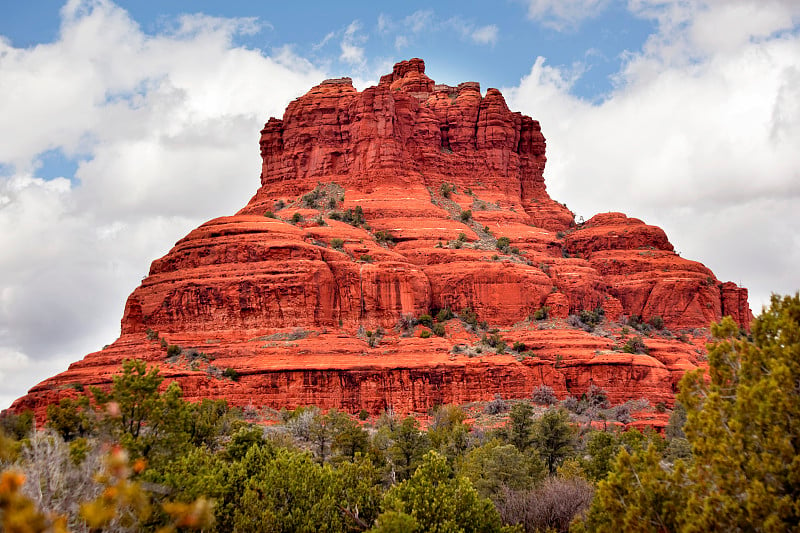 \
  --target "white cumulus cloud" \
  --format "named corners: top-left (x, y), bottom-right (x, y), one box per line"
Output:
top-left (522, 0), bottom-right (611, 30)
top-left (445, 17), bottom-right (501, 46)
top-left (470, 24), bottom-right (499, 45)
top-left (340, 20), bottom-right (366, 67)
